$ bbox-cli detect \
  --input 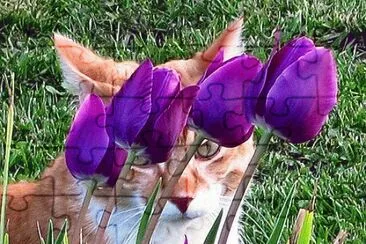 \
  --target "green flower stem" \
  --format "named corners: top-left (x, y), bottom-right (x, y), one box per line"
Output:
top-left (141, 134), bottom-right (205, 244)
top-left (71, 179), bottom-right (97, 244)
top-left (93, 151), bottom-right (136, 244)
top-left (218, 131), bottom-right (272, 244)
top-left (0, 74), bottom-right (15, 244)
